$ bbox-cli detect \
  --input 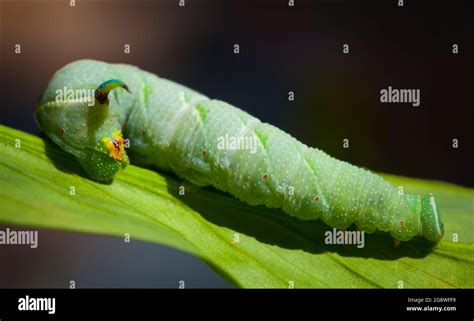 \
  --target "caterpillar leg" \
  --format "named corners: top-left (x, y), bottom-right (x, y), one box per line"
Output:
top-left (393, 239), bottom-right (400, 248)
